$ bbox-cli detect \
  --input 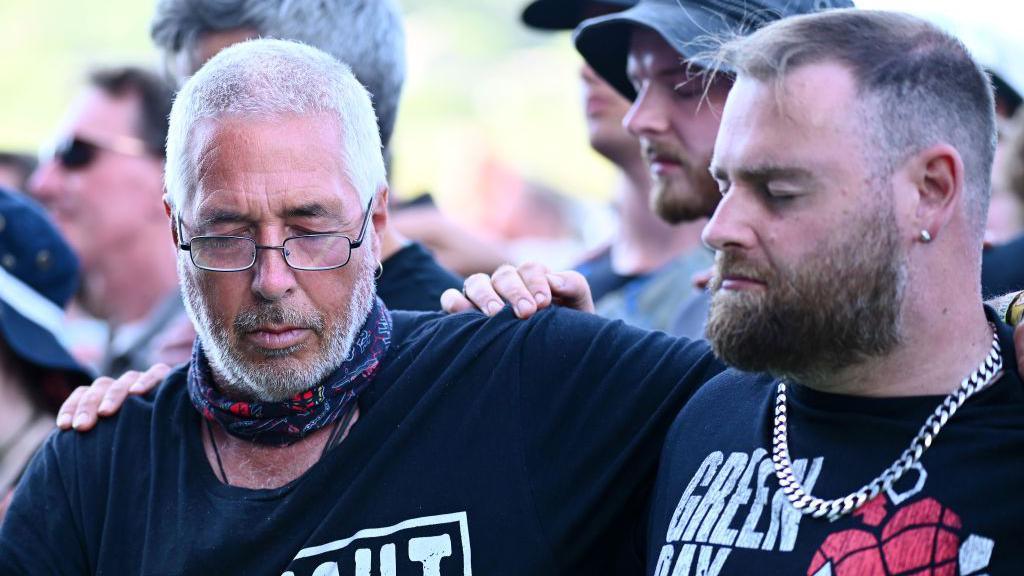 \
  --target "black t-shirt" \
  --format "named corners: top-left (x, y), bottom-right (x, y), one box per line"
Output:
top-left (981, 235), bottom-right (1024, 297)
top-left (0, 307), bottom-right (724, 575)
top-left (377, 242), bottom-right (461, 312)
top-left (647, 313), bottom-right (1024, 575)
top-left (576, 247), bottom-right (638, 302)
